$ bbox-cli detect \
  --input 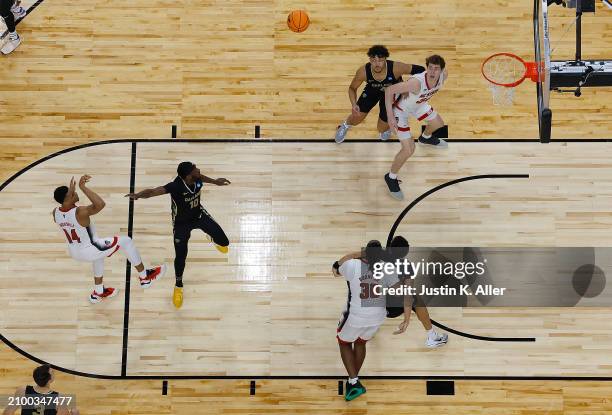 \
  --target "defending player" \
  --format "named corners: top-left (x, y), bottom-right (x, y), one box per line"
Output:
top-left (53, 176), bottom-right (165, 304)
top-left (334, 45), bottom-right (425, 143)
top-left (383, 54), bottom-right (449, 200)
top-left (385, 235), bottom-right (448, 347)
top-left (126, 162), bottom-right (230, 309)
